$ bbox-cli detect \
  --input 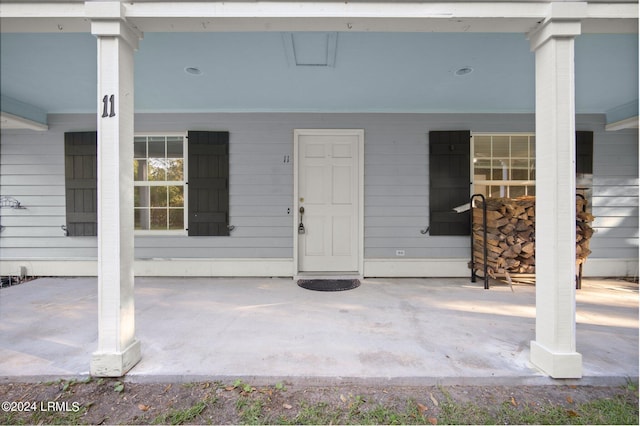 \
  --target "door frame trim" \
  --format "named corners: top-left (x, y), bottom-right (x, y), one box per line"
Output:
top-left (293, 128), bottom-right (364, 276)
